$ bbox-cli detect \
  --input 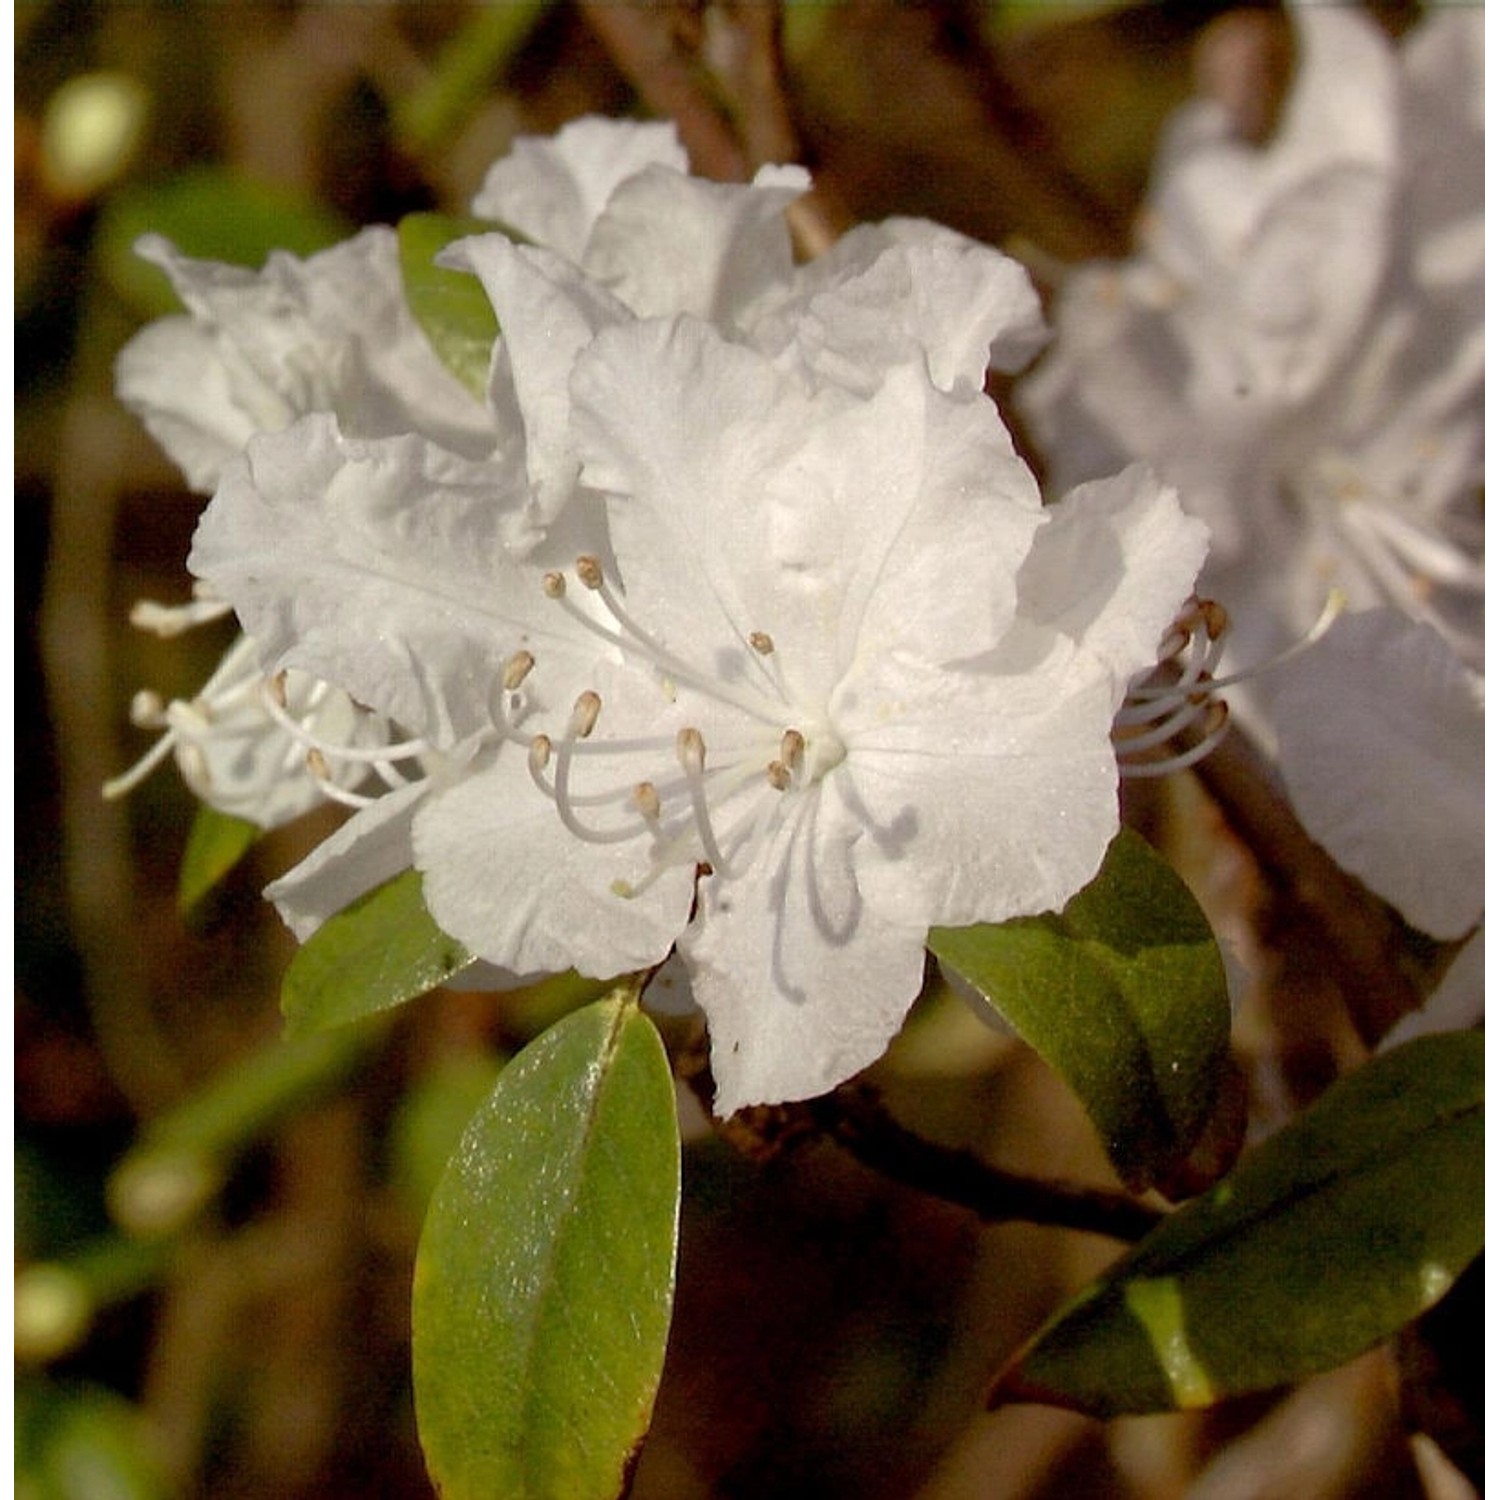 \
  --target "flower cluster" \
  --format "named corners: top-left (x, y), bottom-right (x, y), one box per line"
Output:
top-left (114, 117), bottom-right (1208, 1112)
top-left (1018, 6), bottom-right (1483, 674)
